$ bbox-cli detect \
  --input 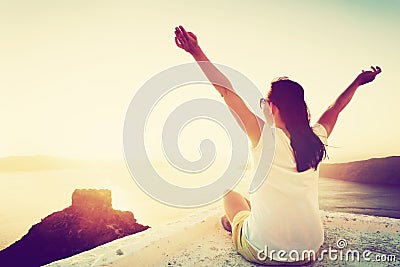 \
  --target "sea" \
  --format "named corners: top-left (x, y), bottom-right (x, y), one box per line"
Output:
top-left (0, 163), bottom-right (399, 250)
